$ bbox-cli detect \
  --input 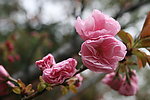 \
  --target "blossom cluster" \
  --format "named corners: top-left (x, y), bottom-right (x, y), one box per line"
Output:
top-left (102, 70), bottom-right (138, 96)
top-left (75, 9), bottom-right (127, 73)
top-left (75, 9), bottom-right (138, 96)
top-left (36, 9), bottom-right (138, 96)
top-left (36, 54), bottom-right (82, 85)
